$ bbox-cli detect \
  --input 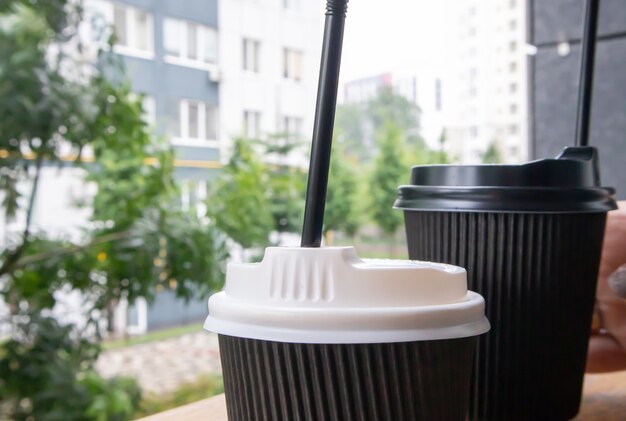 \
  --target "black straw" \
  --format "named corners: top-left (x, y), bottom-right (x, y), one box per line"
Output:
top-left (575, 0), bottom-right (600, 147)
top-left (301, 0), bottom-right (349, 247)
